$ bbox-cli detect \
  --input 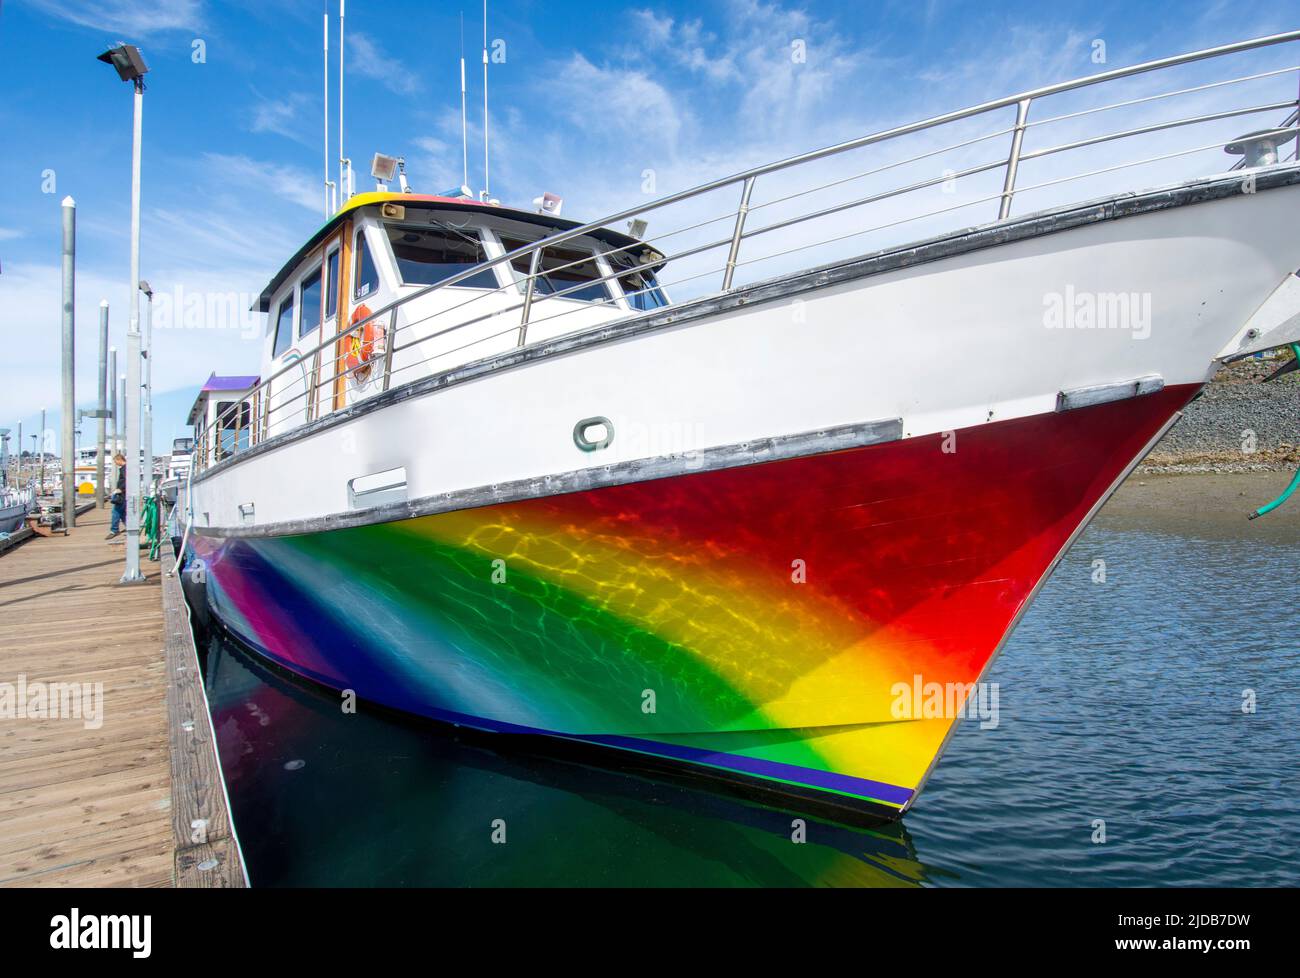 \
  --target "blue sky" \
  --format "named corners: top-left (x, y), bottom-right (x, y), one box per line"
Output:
top-left (1, 0), bottom-right (1295, 457)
